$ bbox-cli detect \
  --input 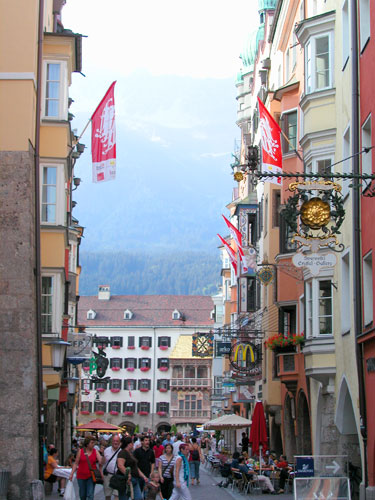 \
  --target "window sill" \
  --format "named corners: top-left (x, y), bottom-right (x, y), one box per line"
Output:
top-left (300, 87), bottom-right (336, 111)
